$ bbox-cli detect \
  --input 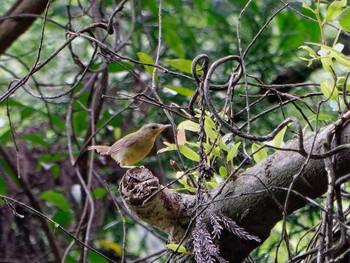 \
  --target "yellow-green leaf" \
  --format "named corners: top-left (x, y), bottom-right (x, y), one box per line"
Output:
top-left (179, 145), bottom-right (200, 162)
top-left (206, 181), bottom-right (218, 189)
top-left (157, 142), bottom-right (177, 154)
top-left (204, 143), bottom-right (221, 158)
top-left (252, 143), bottom-right (267, 163)
top-left (164, 59), bottom-right (193, 74)
top-left (99, 240), bottom-right (122, 256)
top-left (320, 56), bottom-right (333, 73)
top-left (337, 77), bottom-right (350, 90)
top-left (339, 7), bottom-right (350, 31)
top-left (137, 52), bottom-right (156, 79)
top-left (299, 45), bottom-right (317, 58)
top-left (325, 0), bottom-right (347, 22)
top-left (166, 244), bottom-right (187, 253)
top-left (219, 166), bottom-right (227, 177)
top-left (302, 2), bottom-right (314, 12)
top-left (226, 142), bottom-right (241, 162)
top-left (178, 120), bottom-right (200, 132)
top-left (273, 126), bottom-right (288, 148)
top-left (320, 79), bottom-right (338, 100)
